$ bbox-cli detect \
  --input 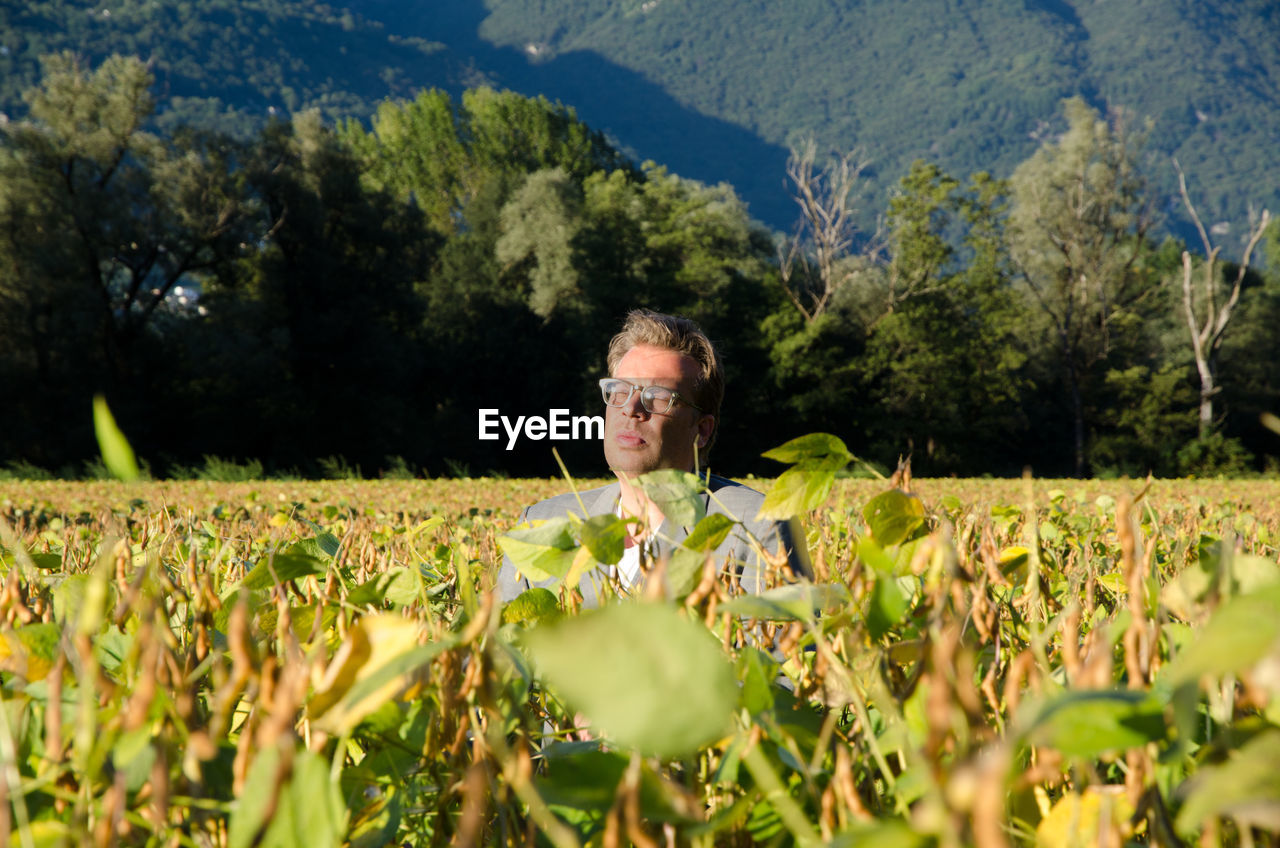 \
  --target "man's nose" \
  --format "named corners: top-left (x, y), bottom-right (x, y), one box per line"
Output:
top-left (621, 389), bottom-right (649, 417)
